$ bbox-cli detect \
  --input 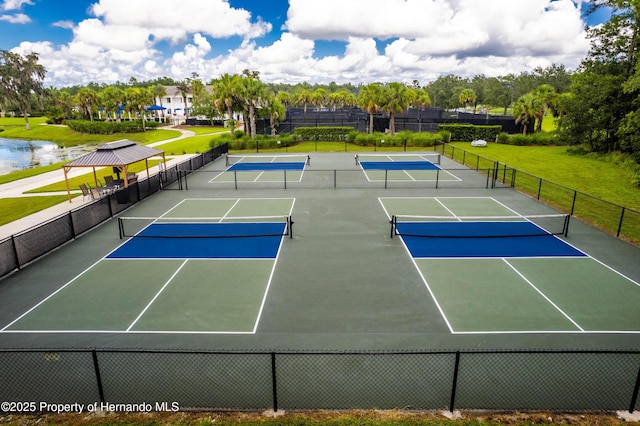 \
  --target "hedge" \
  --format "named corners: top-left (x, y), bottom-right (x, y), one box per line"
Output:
top-left (437, 124), bottom-right (502, 141)
top-left (66, 119), bottom-right (158, 134)
top-left (293, 126), bottom-right (353, 141)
